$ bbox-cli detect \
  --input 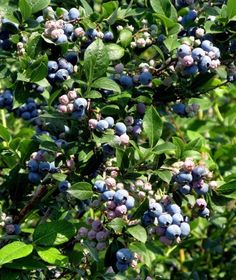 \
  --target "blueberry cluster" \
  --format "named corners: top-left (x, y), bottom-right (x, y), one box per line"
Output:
top-left (58, 92), bottom-right (87, 119)
top-left (176, 41), bottom-right (221, 75)
top-left (172, 103), bottom-right (200, 117)
top-left (77, 219), bottom-right (110, 251)
top-left (47, 53), bottom-right (78, 83)
top-left (17, 98), bottom-right (40, 121)
top-left (0, 89), bottom-right (13, 111)
top-left (116, 248), bottom-right (134, 272)
top-left (0, 213), bottom-right (20, 235)
top-left (89, 117), bottom-right (130, 145)
top-left (27, 150), bottom-right (59, 185)
top-left (0, 18), bottom-right (19, 50)
top-left (93, 179), bottom-right (135, 220)
top-left (129, 179), bottom-right (153, 200)
top-left (172, 159), bottom-right (210, 196)
top-left (43, 7), bottom-right (80, 44)
top-left (142, 198), bottom-right (190, 246)
top-left (114, 63), bottom-right (153, 88)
